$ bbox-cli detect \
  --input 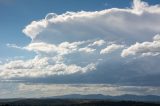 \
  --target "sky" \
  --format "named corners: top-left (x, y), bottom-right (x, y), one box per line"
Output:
top-left (0, 0), bottom-right (160, 98)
